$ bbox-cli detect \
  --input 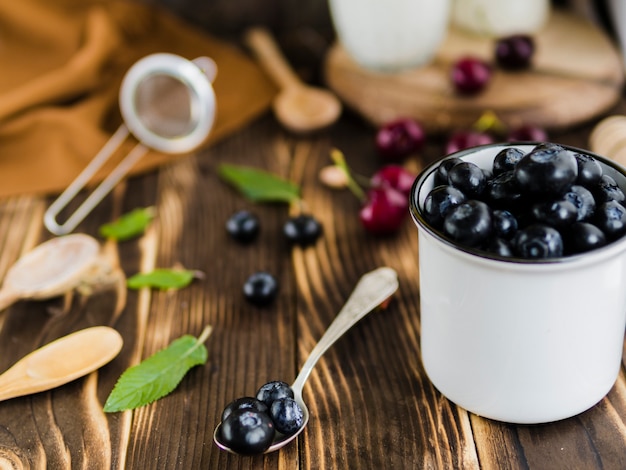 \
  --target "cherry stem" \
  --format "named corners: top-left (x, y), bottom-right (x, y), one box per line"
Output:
top-left (330, 149), bottom-right (366, 202)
